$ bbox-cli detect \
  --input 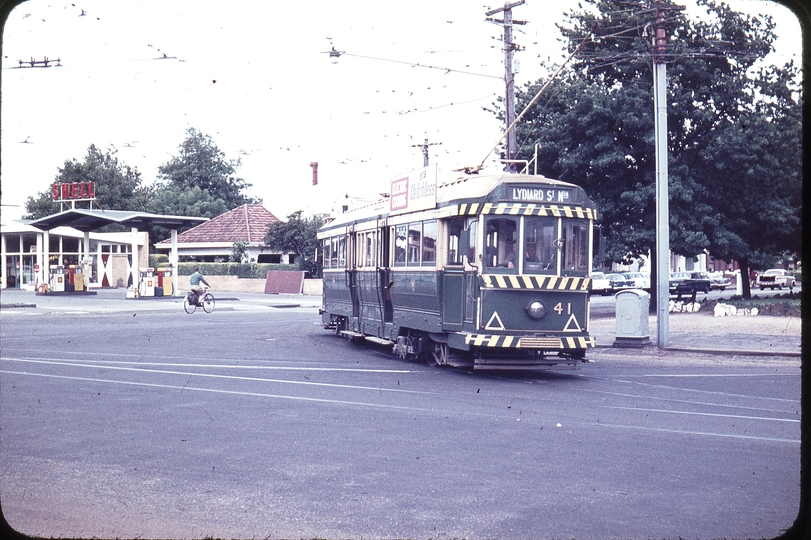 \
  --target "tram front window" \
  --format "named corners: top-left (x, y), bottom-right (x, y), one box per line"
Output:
top-left (484, 217), bottom-right (518, 271)
top-left (561, 219), bottom-right (589, 275)
top-left (523, 216), bottom-right (557, 274)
